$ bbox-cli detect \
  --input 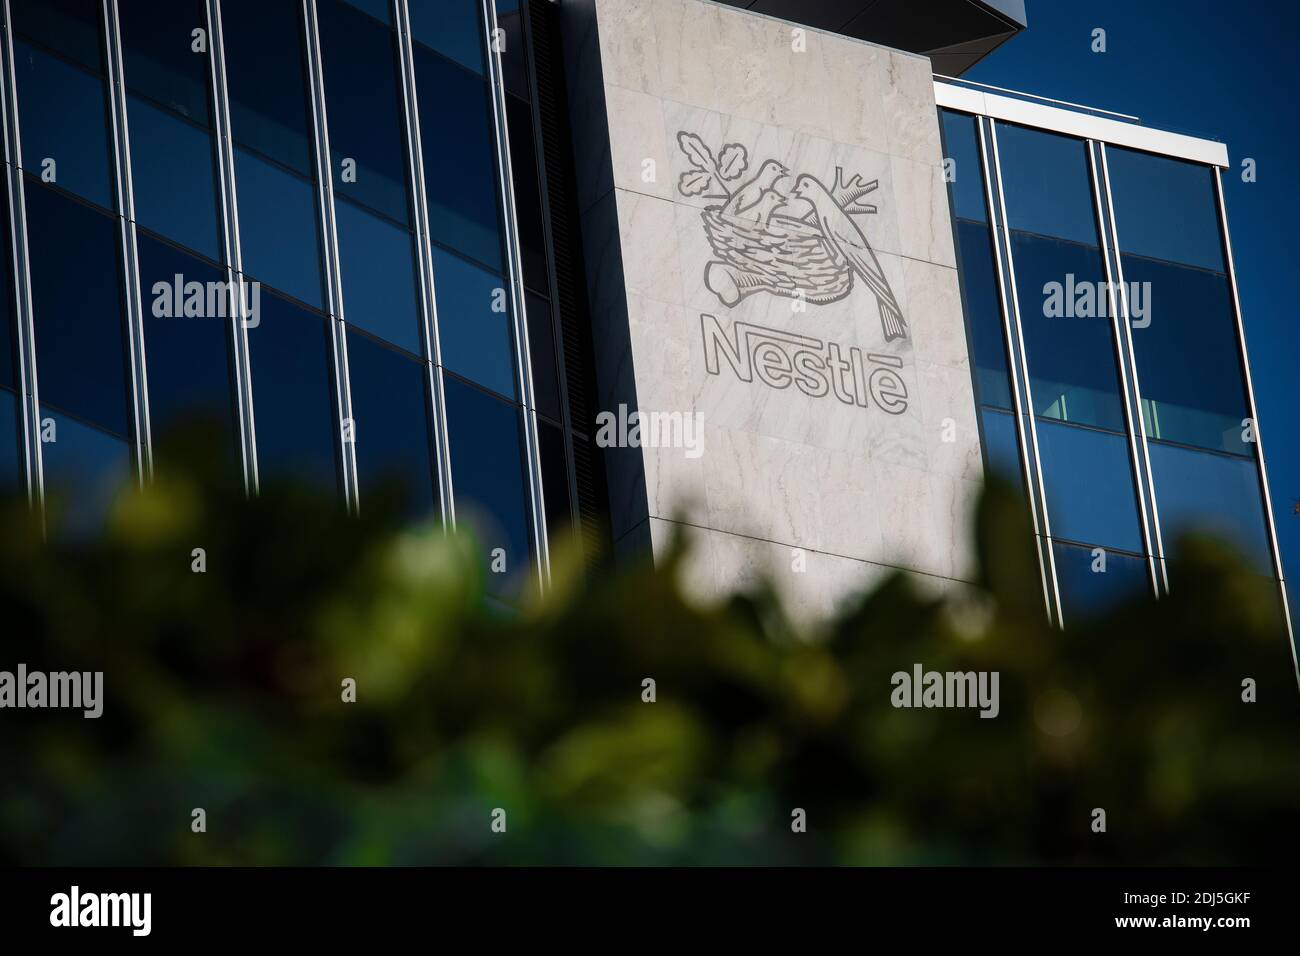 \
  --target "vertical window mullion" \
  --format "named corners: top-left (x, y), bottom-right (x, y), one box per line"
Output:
top-left (102, 0), bottom-right (151, 484)
top-left (980, 115), bottom-right (1062, 626)
top-left (480, 0), bottom-right (549, 586)
top-left (206, 0), bottom-right (258, 494)
top-left (1091, 141), bottom-right (1165, 597)
top-left (394, 0), bottom-right (452, 523)
top-left (301, 0), bottom-right (358, 512)
top-left (0, 0), bottom-right (41, 509)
